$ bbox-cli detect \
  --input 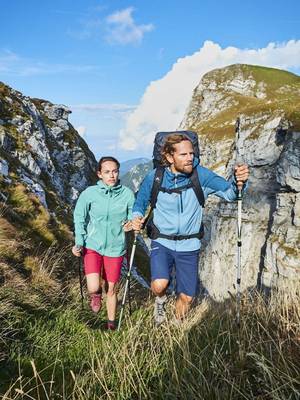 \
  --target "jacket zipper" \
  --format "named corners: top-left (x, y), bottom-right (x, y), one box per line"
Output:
top-left (175, 176), bottom-right (180, 235)
top-left (104, 190), bottom-right (111, 251)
